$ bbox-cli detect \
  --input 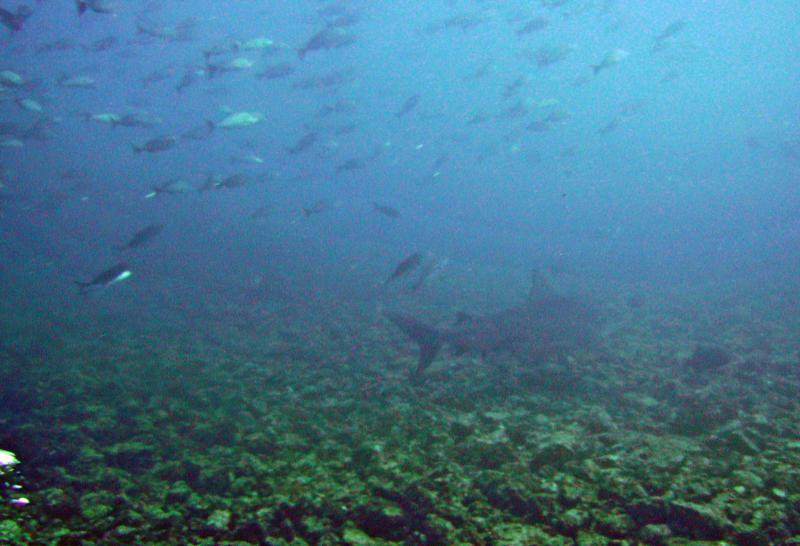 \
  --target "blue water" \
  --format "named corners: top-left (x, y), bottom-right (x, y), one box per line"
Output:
top-left (1, 0), bottom-right (798, 305)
